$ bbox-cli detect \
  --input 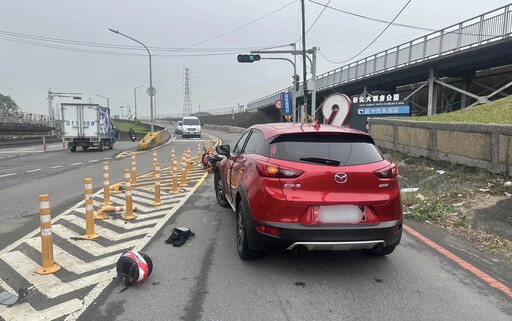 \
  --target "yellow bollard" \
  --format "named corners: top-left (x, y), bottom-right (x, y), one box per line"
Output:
top-left (186, 148), bottom-right (192, 174)
top-left (131, 152), bottom-right (137, 186)
top-left (152, 162), bottom-right (162, 206)
top-left (101, 162), bottom-right (112, 206)
top-left (123, 169), bottom-right (136, 220)
top-left (171, 147), bottom-right (176, 160)
top-left (83, 178), bottom-right (99, 239)
top-left (172, 156), bottom-right (179, 194)
top-left (111, 183), bottom-right (122, 194)
top-left (197, 142), bottom-right (202, 162)
top-left (153, 150), bottom-right (157, 170)
top-left (180, 153), bottom-right (188, 187)
top-left (97, 205), bottom-right (138, 219)
top-left (82, 178), bottom-right (100, 240)
top-left (43, 137), bottom-right (47, 152)
top-left (36, 194), bottom-right (61, 275)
